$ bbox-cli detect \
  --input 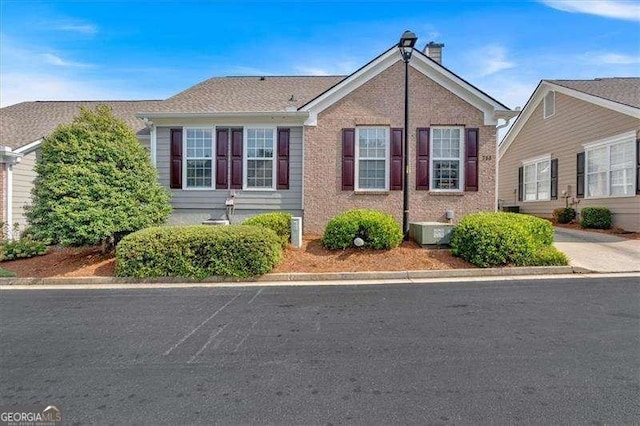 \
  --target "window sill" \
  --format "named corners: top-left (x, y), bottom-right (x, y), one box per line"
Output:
top-left (354, 190), bottom-right (390, 195)
top-left (243, 188), bottom-right (277, 192)
top-left (585, 194), bottom-right (637, 200)
top-left (428, 191), bottom-right (464, 196)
